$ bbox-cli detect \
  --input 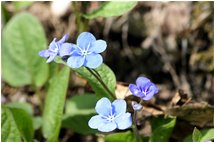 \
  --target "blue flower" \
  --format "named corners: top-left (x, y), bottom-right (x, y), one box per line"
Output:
top-left (129, 77), bottom-right (158, 100)
top-left (131, 101), bottom-right (143, 111)
top-left (39, 34), bottom-right (73, 63)
top-left (67, 32), bottom-right (107, 69)
top-left (88, 97), bottom-right (132, 132)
